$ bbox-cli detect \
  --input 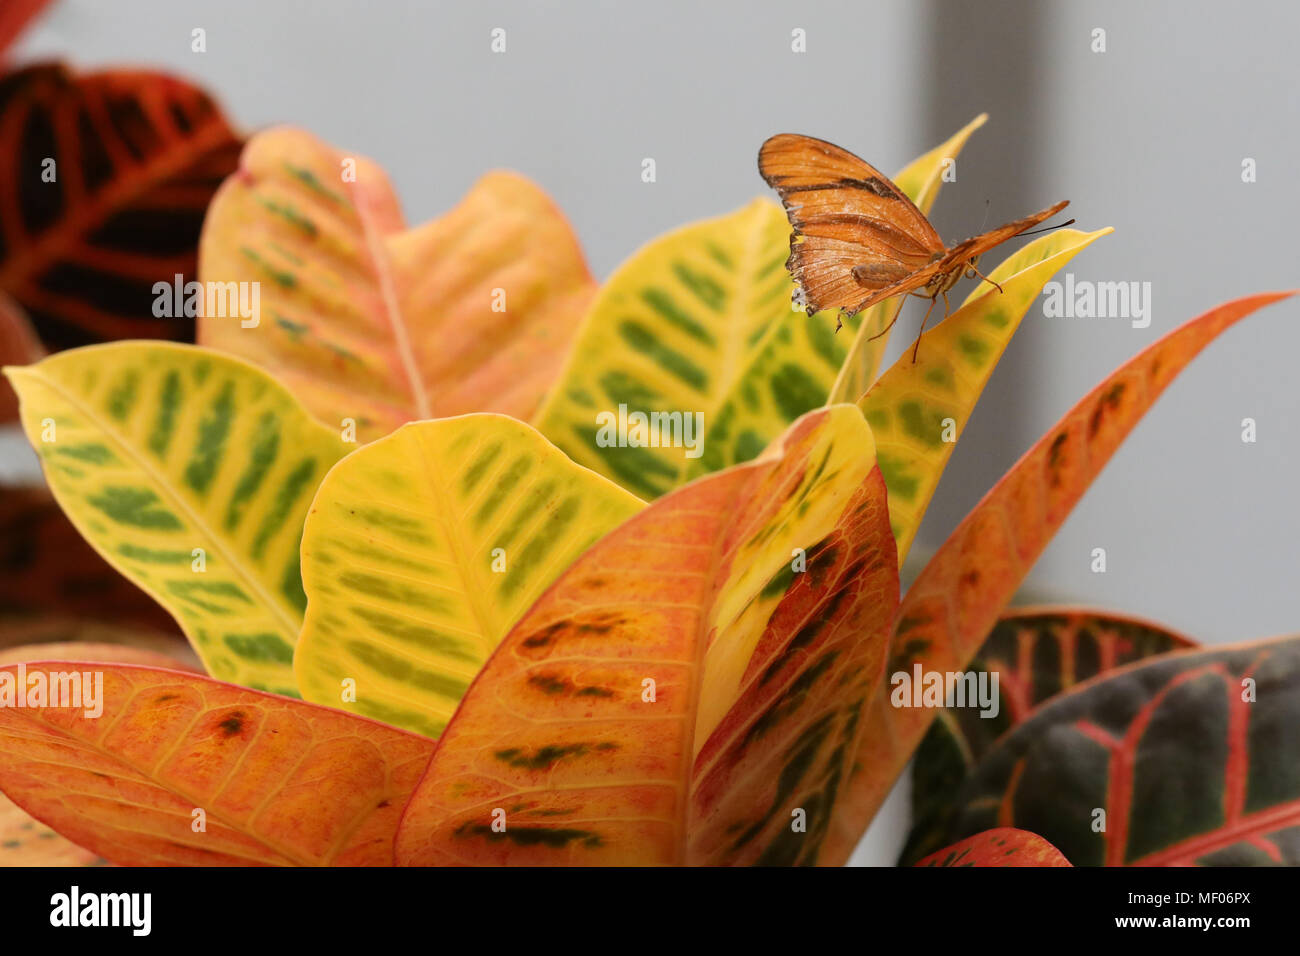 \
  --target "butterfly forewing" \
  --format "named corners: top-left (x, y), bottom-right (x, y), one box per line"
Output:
top-left (759, 132), bottom-right (1070, 320)
top-left (942, 199), bottom-right (1071, 266)
top-left (759, 134), bottom-right (944, 312)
